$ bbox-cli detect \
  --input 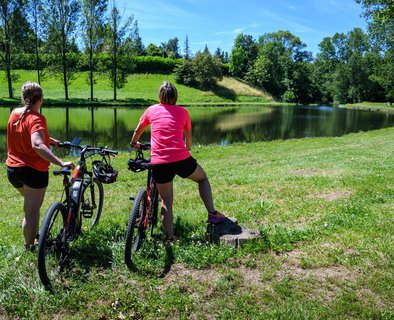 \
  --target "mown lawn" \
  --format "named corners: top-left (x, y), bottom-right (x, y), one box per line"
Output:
top-left (0, 70), bottom-right (274, 106)
top-left (0, 128), bottom-right (393, 319)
